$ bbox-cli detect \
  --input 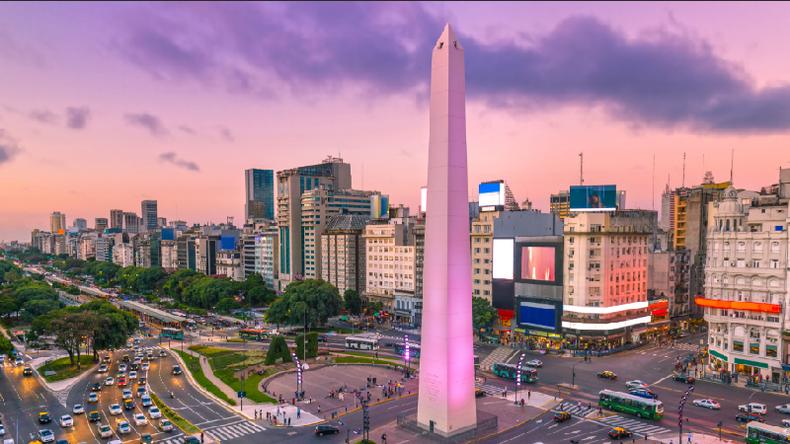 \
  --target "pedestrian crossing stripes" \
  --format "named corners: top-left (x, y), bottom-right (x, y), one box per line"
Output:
top-left (476, 383), bottom-right (507, 397)
top-left (155, 437), bottom-right (185, 444)
top-left (596, 415), bottom-right (672, 437)
top-left (204, 420), bottom-right (267, 441)
top-left (554, 401), bottom-right (597, 418)
top-left (672, 343), bottom-right (700, 352)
